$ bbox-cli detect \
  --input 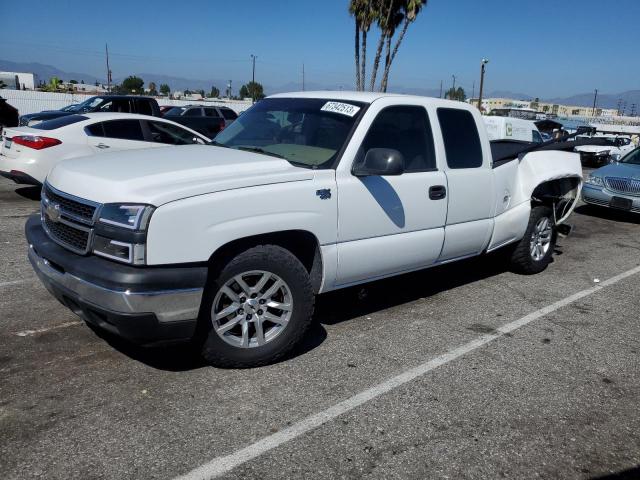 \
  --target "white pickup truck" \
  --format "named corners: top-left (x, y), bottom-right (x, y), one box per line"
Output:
top-left (26, 92), bottom-right (583, 367)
